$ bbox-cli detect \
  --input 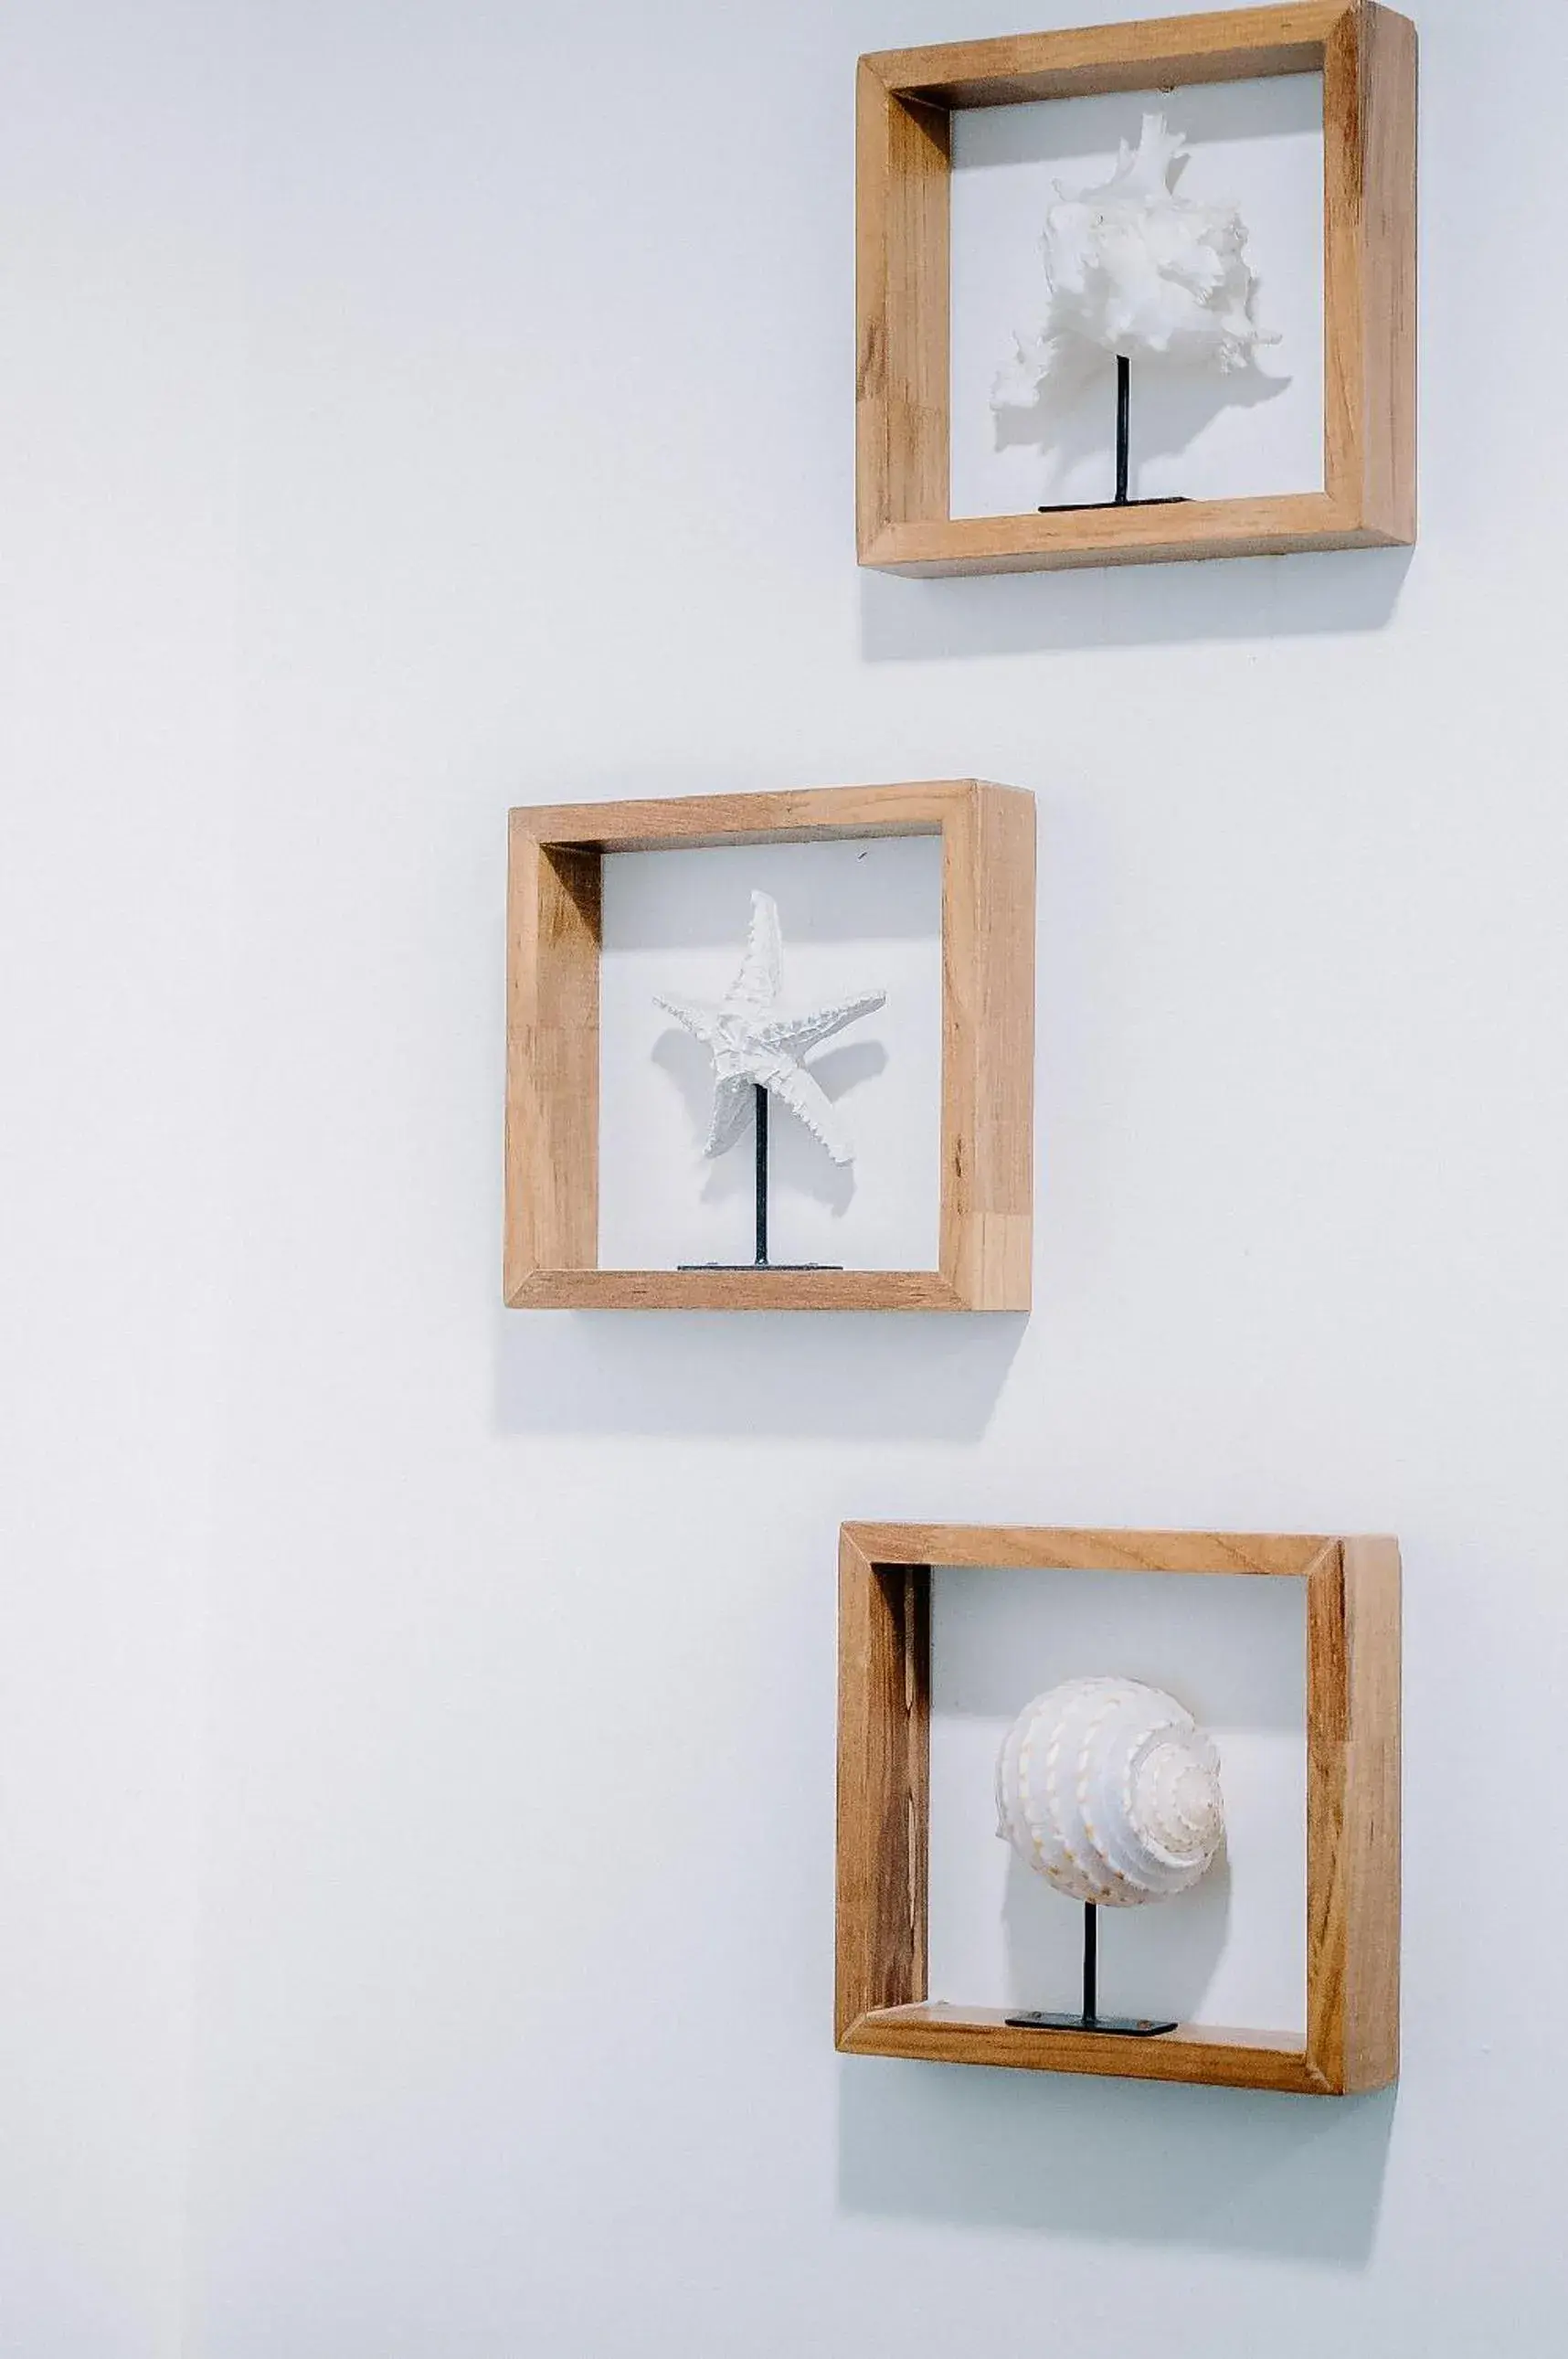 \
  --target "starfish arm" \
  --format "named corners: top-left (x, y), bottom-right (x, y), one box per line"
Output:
top-left (755, 989), bottom-right (885, 1059)
top-left (703, 1072), bottom-right (755, 1158)
top-left (656, 904), bottom-right (882, 1169)
top-left (653, 992), bottom-right (723, 1045)
top-left (726, 890), bottom-right (781, 1008)
top-left (762, 1057), bottom-right (855, 1166)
